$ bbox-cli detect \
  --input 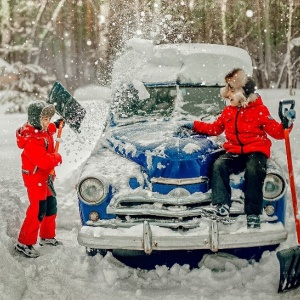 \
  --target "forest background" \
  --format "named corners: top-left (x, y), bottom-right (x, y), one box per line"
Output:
top-left (0, 0), bottom-right (300, 110)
